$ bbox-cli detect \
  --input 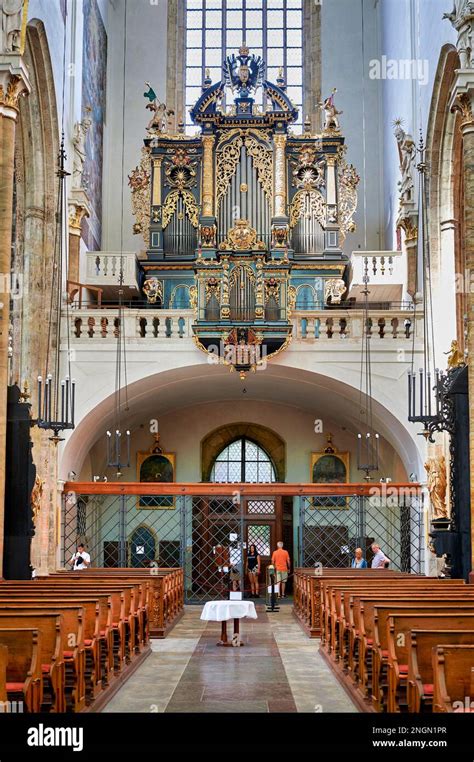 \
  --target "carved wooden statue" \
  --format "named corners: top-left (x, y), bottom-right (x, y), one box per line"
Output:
top-left (425, 455), bottom-right (448, 520)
